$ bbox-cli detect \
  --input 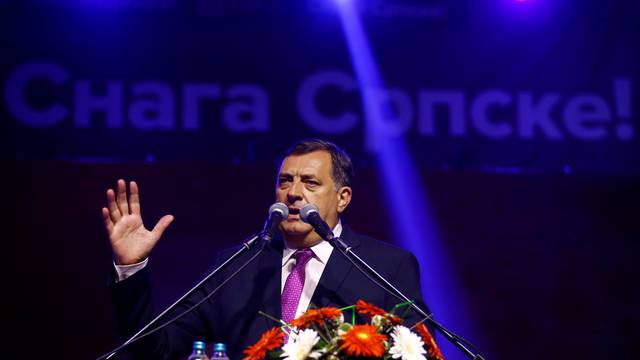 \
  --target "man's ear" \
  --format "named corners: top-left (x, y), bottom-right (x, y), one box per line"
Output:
top-left (336, 186), bottom-right (352, 214)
